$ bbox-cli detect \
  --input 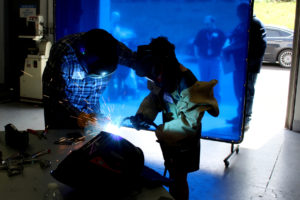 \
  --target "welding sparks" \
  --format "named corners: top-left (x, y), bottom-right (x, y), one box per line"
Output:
top-left (70, 115), bottom-right (79, 119)
top-left (103, 122), bottom-right (123, 136)
top-left (84, 99), bottom-right (91, 104)
top-left (83, 122), bottom-right (123, 141)
top-left (21, 70), bottom-right (33, 77)
top-left (87, 107), bottom-right (94, 112)
top-left (101, 96), bottom-right (111, 114)
top-left (84, 125), bottom-right (102, 137)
